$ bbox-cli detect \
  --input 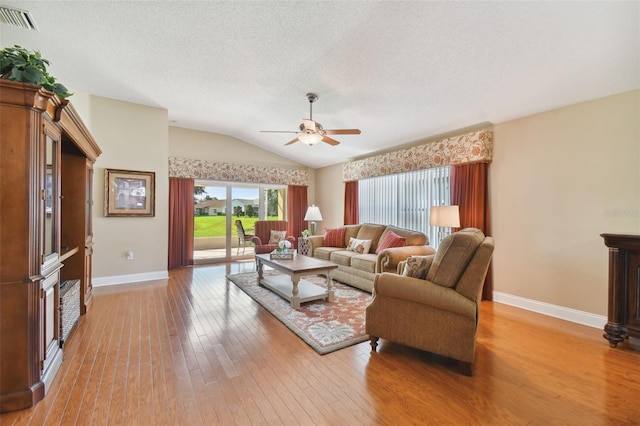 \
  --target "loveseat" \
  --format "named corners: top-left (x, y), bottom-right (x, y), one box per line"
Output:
top-left (307, 223), bottom-right (436, 292)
